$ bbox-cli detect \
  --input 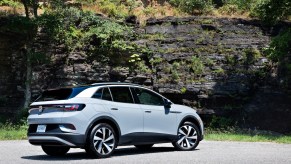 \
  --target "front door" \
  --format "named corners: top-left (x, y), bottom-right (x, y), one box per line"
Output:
top-left (131, 87), bottom-right (177, 137)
